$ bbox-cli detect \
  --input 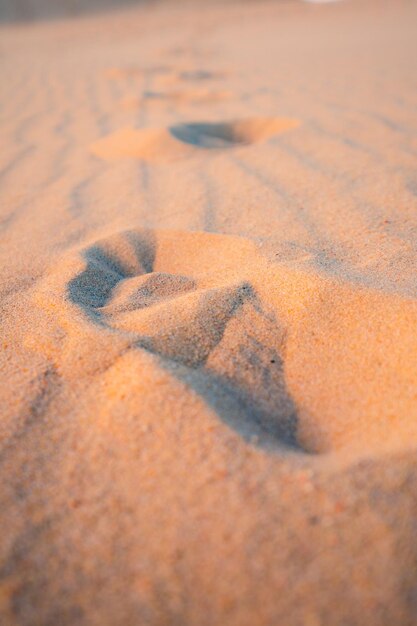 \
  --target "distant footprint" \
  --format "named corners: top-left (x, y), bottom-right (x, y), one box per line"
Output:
top-left (177, 70), bottom-right (227, 82)
top-left (155, 68), bottom-right (229, 87)
top-left (104, 65), bottom-right (172, 80)
top-left (104, 65), bottom-right (223, 84)
top-left (119, 88), bottom-right (233, 110)
top-left (90, 117), bottom-right (300, 162)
